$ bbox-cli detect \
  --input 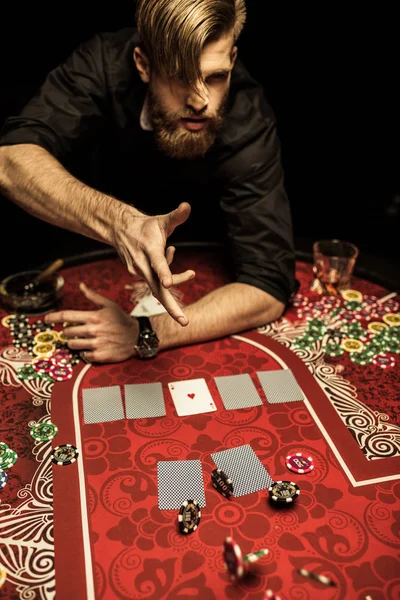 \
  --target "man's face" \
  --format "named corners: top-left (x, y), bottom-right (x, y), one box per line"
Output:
top-left (145, 33), bottom-right (237, 160)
